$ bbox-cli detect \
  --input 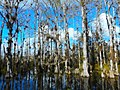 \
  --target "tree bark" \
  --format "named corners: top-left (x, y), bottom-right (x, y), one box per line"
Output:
top-left (81, 0), bottom-right (89, 77)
